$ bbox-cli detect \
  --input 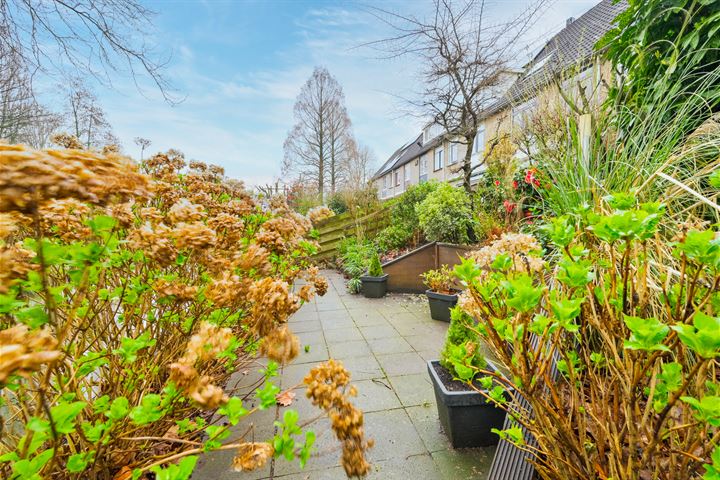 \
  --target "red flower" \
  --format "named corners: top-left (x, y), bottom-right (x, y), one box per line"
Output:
top-left (494, 180), bottom-right (500, 186)
top-left (512, 180), bottom-right (518, 189)
top-left (503, 200), bottom-right (516, 213)
top-left (524, 169), bottom-right (540, 187)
